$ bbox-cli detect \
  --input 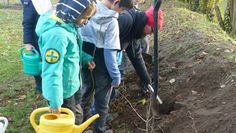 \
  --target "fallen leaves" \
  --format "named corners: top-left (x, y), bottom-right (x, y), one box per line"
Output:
top-left (18, 95), bottom-right (26, 100)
